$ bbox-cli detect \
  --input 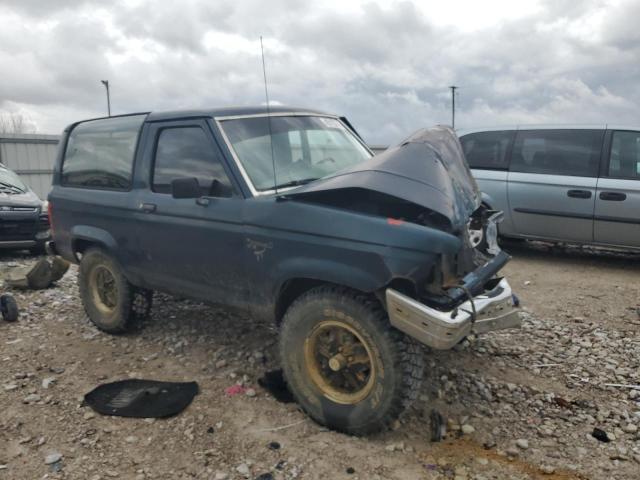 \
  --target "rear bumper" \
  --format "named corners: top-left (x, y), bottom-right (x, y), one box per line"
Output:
top-left (0, 240), bottom-right (38, 249)
top-left (386, 277), bottom-right (520, 350)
